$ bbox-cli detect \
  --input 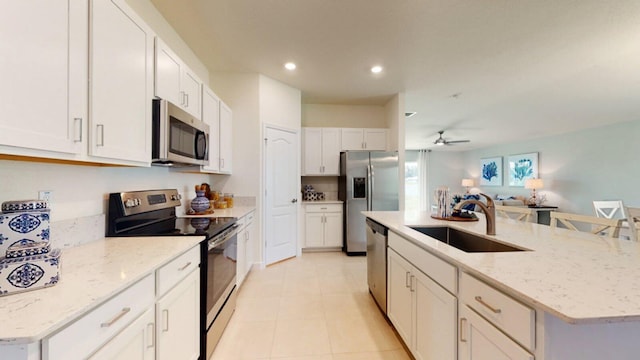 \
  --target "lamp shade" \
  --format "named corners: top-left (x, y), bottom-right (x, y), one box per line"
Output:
top-left (461, 179), bottom-right (474, 187)
top-left (524, 178), bottom-right (544, 190)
